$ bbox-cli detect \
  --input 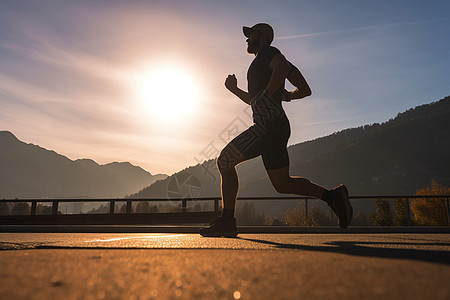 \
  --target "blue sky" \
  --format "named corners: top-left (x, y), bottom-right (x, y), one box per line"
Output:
top-left (0, 0), bottom-right (449, 174)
